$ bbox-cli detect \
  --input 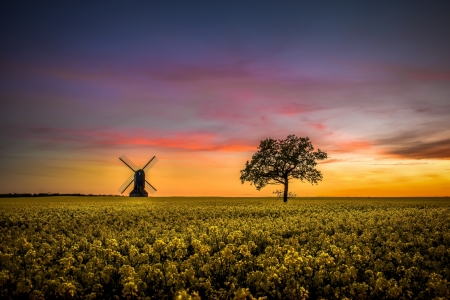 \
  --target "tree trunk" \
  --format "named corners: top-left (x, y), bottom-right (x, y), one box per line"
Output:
top-left (283, 177), bottom-right (288, 203)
